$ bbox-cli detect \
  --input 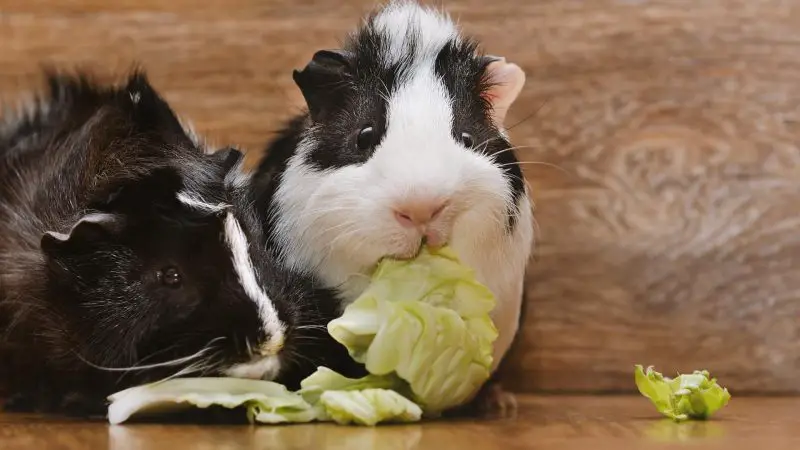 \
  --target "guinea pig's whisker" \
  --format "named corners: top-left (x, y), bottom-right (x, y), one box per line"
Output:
top-left (199, 362), bottom-right (225, 378)
top-left (77, 348), bottom-right (210, 372)
top-left (490, 145), bottom-right (540, 159)
top-left (286, 349), bottom-right (318, 368)
top-left (289, 334), bottom-right (328, 344)
top-left (134, 343), bottom-right (182, 365)
top-left (322, 226), bottom-right (366, 256)
top-left (292, 333), bottom-right (328, 342)
top-left (245, 338), bottom-right (254, 357)
top-left (307, 220), bottom-right (357, 240)
top-left (300, 211), bottom-right (359, 234)
top-left (300, 207), bottom-right (359, 224)
top-left (160, 361), bottom-right (207, 383)
top-left (293, 324), bottom-right (329, 331)
top-left (376, 77), bottom-right (391, 103)
top-left (193, 356), bottom-right (226, 378)
top-left (462, 184), bottom-right (513, 206)
top-left (75, 336), bottom-right (226, 373)
top-left (504, 98), bottom-right (551, 132)
top-left (158, 351), bottom-right (227, 383)
top-left (472, 136), bottom-right (502, 155)
top-left (113, 343), bottom-right (182, 382)
top-left (344, 272), bottom-right (372, 283)
top-left (301, 204), bottom-right (359, 216)
top-left (498, 160), bottom-right (571, 176)
top-left (328, 232), bottom-right (371, 266)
